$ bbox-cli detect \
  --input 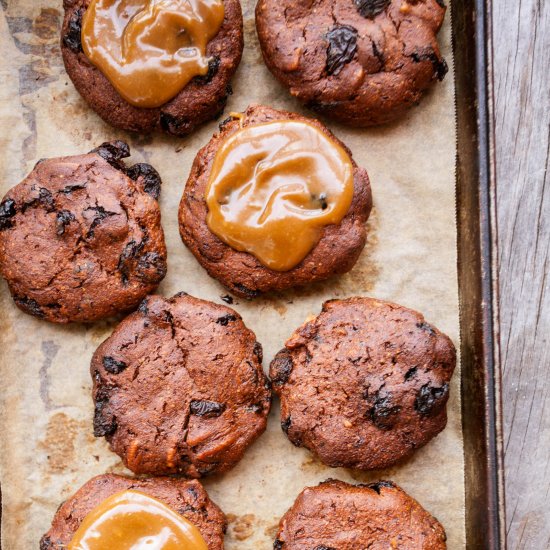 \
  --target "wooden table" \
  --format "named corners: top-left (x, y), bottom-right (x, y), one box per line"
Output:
top-left (494, 0), bottom-right (550, 548)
